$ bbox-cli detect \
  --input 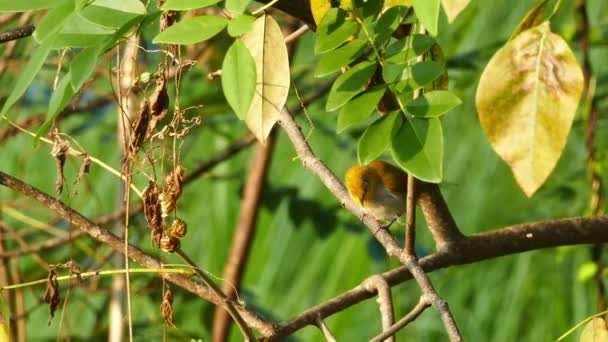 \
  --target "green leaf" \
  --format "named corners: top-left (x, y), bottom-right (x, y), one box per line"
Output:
top-left (476, 22), bottom-right (584, 197)
top-left (221, 39), bottom-right (256, 120)
top-left (326, 61), bottom-right (377, 111)
top-left (0, 43), bottom-right (52, 116)
top-left (36, 74), bottom-right (76, 141)
top-left (241, 14), bottom-right (290, 144)
top-left (385, 34), bottom-right (435, 64)
top-left (383, 60), bottom-right (443, 87)
top-left (225, 0), bottom-right (251, 13)
top-left (0, 0), bottom-right (62, 11)
top-left (49, 13), bottom-right (115, 48)
top-left (70, 47), bottom-right (100, 91)
top-left (314, 39), bottom-right (367, 78)
top-left (100, 14), bottom-right (148, 52)
top-left (374, 5), bottom-right (407, 44)
top-left (337, 86), bottom-right (386, 133)
top-left (152, 15), bottom-right (228, 44)
top-left (357, 111), bottom-right (402, 165)
top-left (315, 8), bottom-right (359, 55)
top-left (407, 90), bottom-right (461, 117)
top-left (391, 117), bottom-right (443, 182)
top-left (412, 0), bottom-right (439, 36)
top-left (227, 14), bottom-right (254, 37)
top-left (33, 0), bottom-right (75, 43)
top-left (161, 0), bottom-right (221, 10)
top-left (80, 0), bottom-right (146, 29)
